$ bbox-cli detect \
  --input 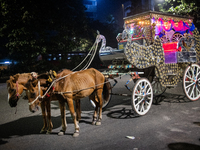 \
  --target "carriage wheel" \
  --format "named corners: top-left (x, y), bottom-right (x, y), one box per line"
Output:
top-left (152, 67), bottom-right (167, 96)
top-left (89, 82), bottom-right (112, 109)
top-left (152, 76), bottom-right (167, 96)
top-left (131, 78), bottom-right (153, 116)
top-left (171, 33), bottom-right (183, 42)
top-left (183, 64), bottom-right (200, 101)
top-left (160, 35), bottom-right (170, 43)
